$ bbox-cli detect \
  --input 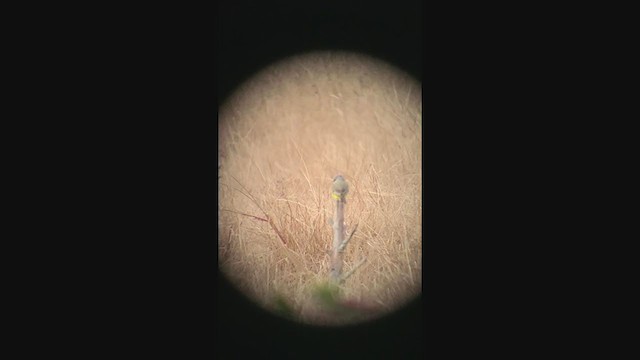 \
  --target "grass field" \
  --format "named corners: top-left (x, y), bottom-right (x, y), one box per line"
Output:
top-left (218, 51), bottom-right (421, 325)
